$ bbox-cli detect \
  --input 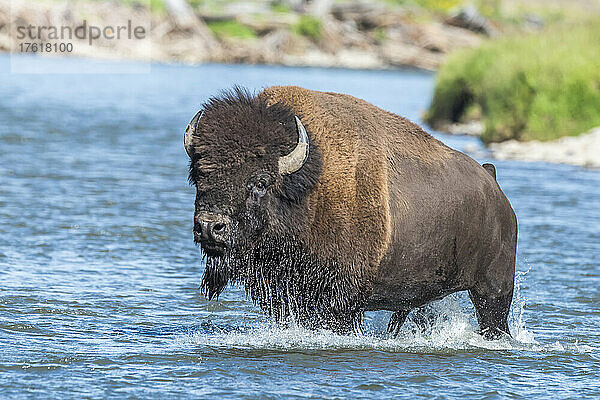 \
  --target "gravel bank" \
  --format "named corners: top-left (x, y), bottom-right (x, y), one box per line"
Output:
top-left (488, 127), bottom-right (600, 168)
